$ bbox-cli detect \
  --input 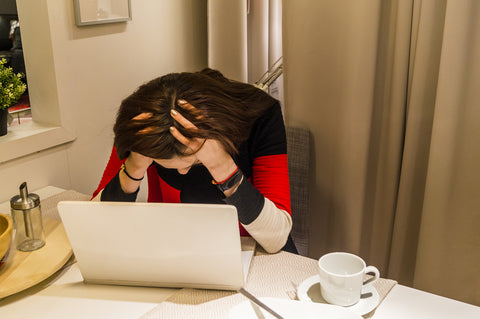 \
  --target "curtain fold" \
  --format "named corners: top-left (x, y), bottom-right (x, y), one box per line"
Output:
top-left (413, 0), bottom-right (480, 304)
top-left (387, 0), bottom-right (447, 286)
top-left (284, 0), bottom-right (479, 305)
top-left (207, 0), bottom-right (284, 109)
top-left (207, 0), bottom-right (248, 82)
top-left (365, 0), bottom-right (480, 303)
top-left (359, 0), bottom-right (412, 277)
